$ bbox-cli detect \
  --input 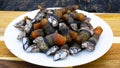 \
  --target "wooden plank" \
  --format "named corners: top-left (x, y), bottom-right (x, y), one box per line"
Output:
top-left (74, 43), bottom-right (120, 68)
top-left (0, 11), bottom-right (26, 28)
top-left (0, 60), bottom-right (72, 68)
top-left (0, 60), bottom-right (45, 68)
top-left (0, 11), bottom-right (120, 36)
top-left (0, 11), bottom-right (120, 68)
top-left (0, 43), bottom-right (120, 68)
top-left (96, 13), bottom-right (120, 36)
top-left (0, 41), bottom-right (15, 57)
top-left (114, 37), bottom-right (120, 43)
top-left (0, 40), bottom-right (120, 61)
